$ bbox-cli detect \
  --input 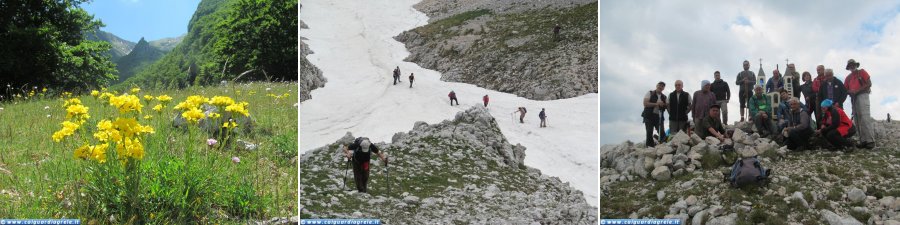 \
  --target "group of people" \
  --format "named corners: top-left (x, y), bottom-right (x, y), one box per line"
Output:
top-left (450, 91), bottom-right (548, 128)
top-left (643, 59), bottom-right (875, 151)
top-left (393, 66), bottom-right (414, 88)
